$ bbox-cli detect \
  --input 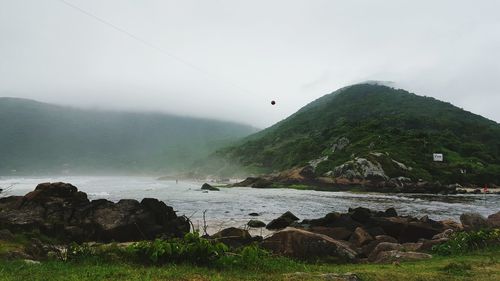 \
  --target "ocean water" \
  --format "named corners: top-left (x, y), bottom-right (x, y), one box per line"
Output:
top-left (1, 176), bottom-right (499, 235)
